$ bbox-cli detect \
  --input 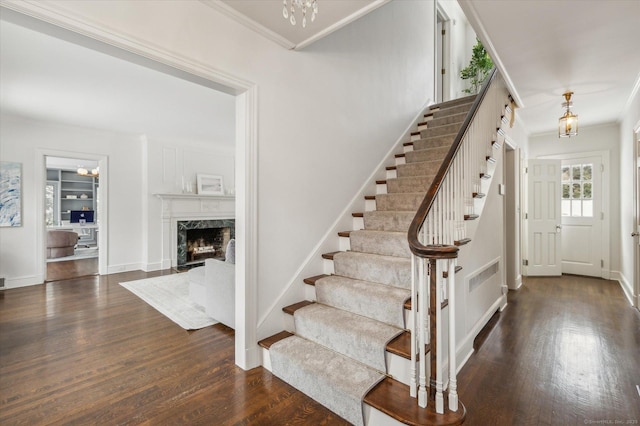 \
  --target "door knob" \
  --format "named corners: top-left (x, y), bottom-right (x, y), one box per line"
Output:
top-left (556, 225), bottom-right (562, 232)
